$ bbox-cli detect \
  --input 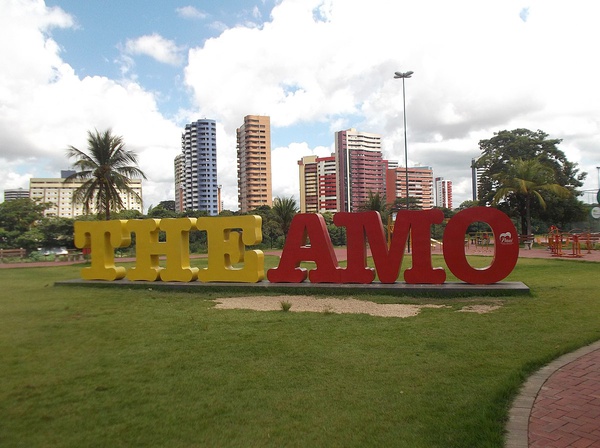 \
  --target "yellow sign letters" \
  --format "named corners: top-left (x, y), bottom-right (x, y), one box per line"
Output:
top-left (74, 216), bottom-right (264, 283)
